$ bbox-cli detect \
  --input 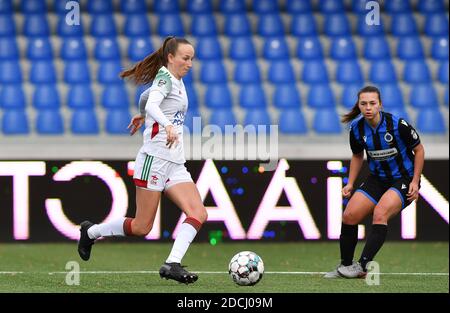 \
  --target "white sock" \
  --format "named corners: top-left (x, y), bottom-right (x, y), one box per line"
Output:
top-left (166, 223), bottom-right (198, 264)
top-left (87, 217), bottom-right (126, 239)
